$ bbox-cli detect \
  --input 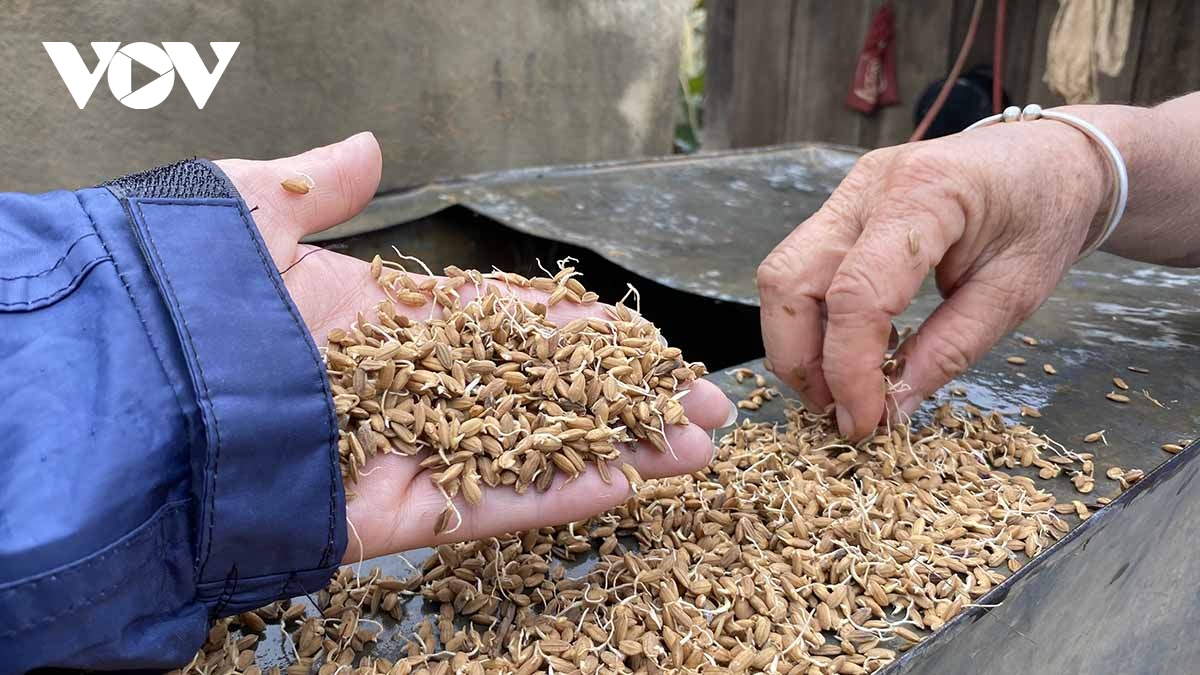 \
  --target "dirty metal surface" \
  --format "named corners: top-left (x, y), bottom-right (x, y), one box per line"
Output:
top-left (253, 251), bottom-right (1200, 673)
top-left (310, 143), bottom-right (864, 306)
